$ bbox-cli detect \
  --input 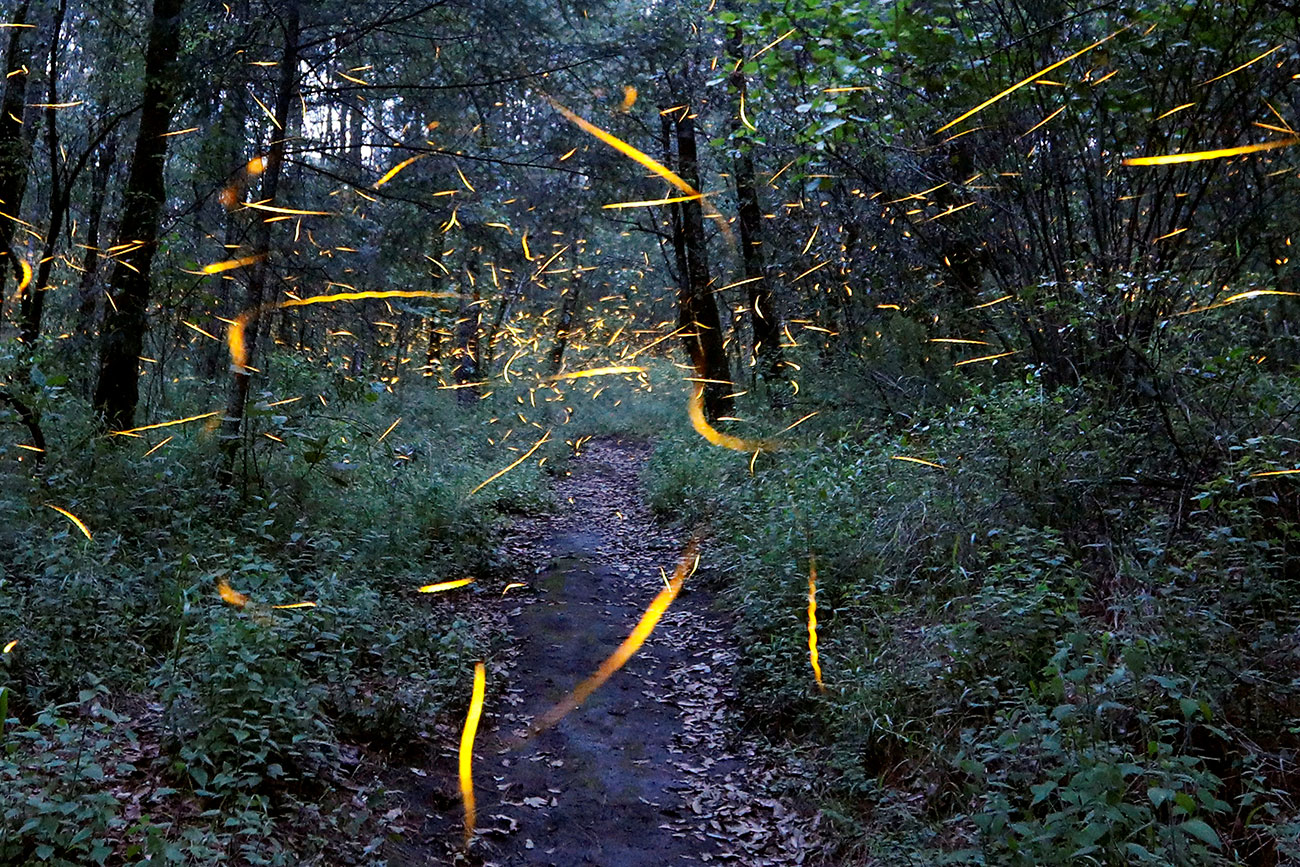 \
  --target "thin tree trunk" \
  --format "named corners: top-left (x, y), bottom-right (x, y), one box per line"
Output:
top-left (218, 1), bottom-right (299, 479)
top-left (548, 255), bottom-right (581, 376)
top-left (452, 273), bottom-right (481, 406)
top-left (73, 133), bottom-right (114, 348)
top-left (92, 0), bottom-right (186, 430)
top-left (0, 0), bottom-right (34, 306)
top-left (726, 19), bottom-right (786, 403)
top-left (672, 108), bottom-right (733, 421)
top-left (19, 0), bottom-right (69, 344)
